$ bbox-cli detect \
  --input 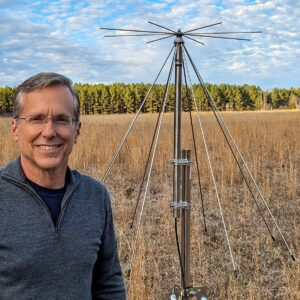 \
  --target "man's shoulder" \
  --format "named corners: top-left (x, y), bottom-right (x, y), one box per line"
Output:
top-left (0, 157), bottom-right (18, 172)
top-left (0, 157), bottom-right (25, 182)
top-left (70, 169), bottom-right (108, 195)
top-left (69, 170), bottom-right (112, 210)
